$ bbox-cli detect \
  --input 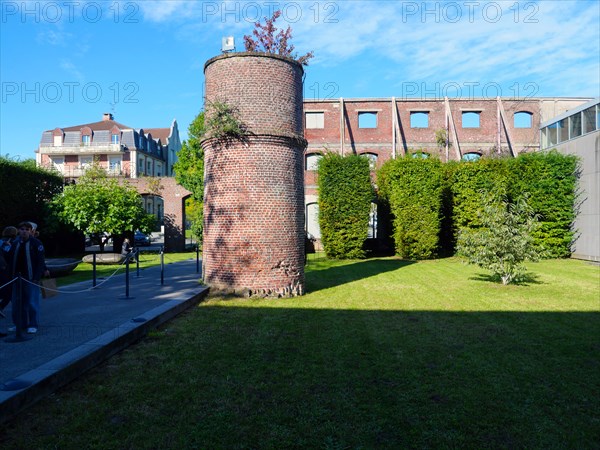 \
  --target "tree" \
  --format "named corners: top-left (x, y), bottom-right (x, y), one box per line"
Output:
top-left (51, 164), bottom-right (155, 251)
top-left (173, 111), bottom-right (205, 240)
top-left (243, 10), bottom-right (314, 65)
top-left (456, 193), bottom-right (544, 285)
